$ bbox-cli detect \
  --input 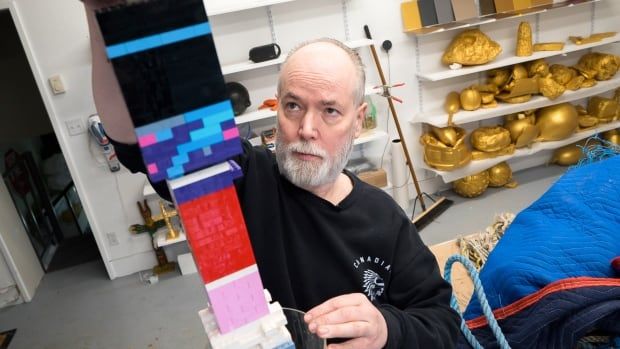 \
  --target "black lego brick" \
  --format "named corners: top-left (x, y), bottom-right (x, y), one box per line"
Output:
top-left (96, 0), bottom-right (207, 46)
top-left (111, 35), bottom-right (228, 127)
